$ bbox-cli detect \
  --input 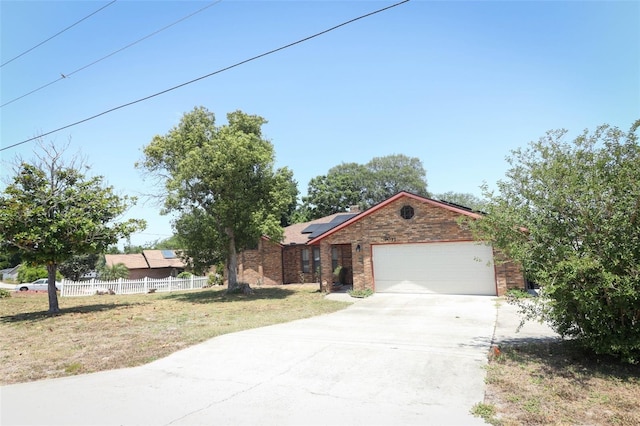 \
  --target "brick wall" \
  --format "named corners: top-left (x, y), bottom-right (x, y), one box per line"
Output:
top-left (238, 238), bottom-right (284, 286)
top-left (315, 196), bottom-right (524, 295)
